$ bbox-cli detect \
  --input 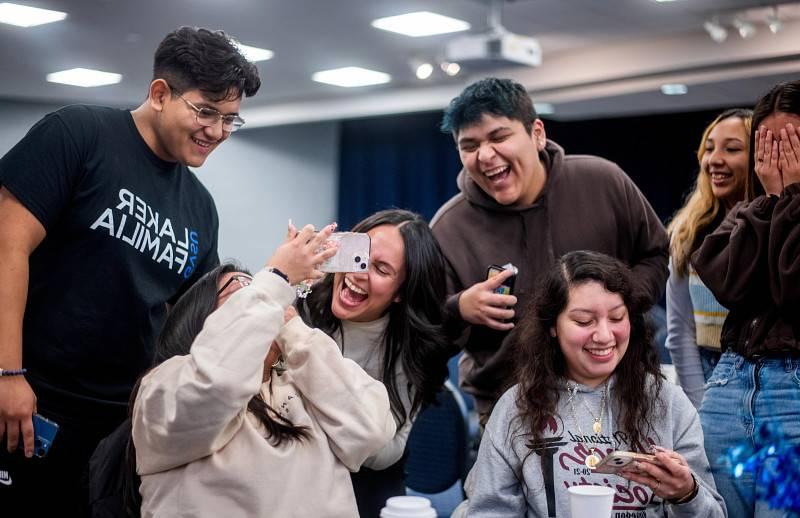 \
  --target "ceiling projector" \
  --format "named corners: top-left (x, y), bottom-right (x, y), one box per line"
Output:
top-left (445, 32), bottom-right (542, 68)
